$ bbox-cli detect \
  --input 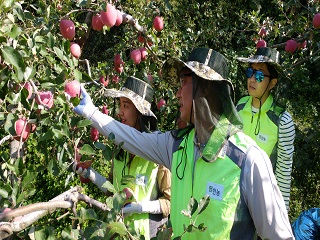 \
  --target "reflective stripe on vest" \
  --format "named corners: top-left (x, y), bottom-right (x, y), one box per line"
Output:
top-left (113, 154), bottom-right (158, 239)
